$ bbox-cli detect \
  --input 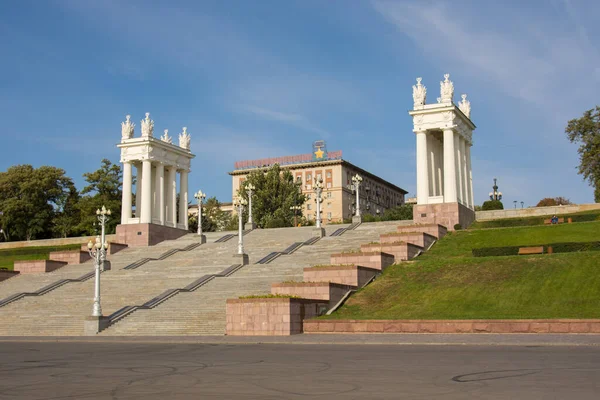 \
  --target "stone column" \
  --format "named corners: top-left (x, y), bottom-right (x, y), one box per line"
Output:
top-left (155, 163), bottom-right (165, 225)
top-left (167, 167), bottom-right (177, 227)
top-left (416, 130), bottom-right (429, 204)
top-left (454, 133), bottom-right (464, 204)
top-left (436, 138), bottom-right (444, 197)
top-left (179, 170), bottom-right (189, 230)
top-left (460, 137), bottom-right (469, 208)
top-left (443, 129), bottom-right (457, 203)
top-left (428, 135), bottom-right (437, 197)
top-left (121, 161), bottom-right (133, 224)
top-left (140, 160), bottom-right (153, 223)
top-left (466, 143), bottom-right (474, 209)
top-left (135, 163), bottom-right (142, 218)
